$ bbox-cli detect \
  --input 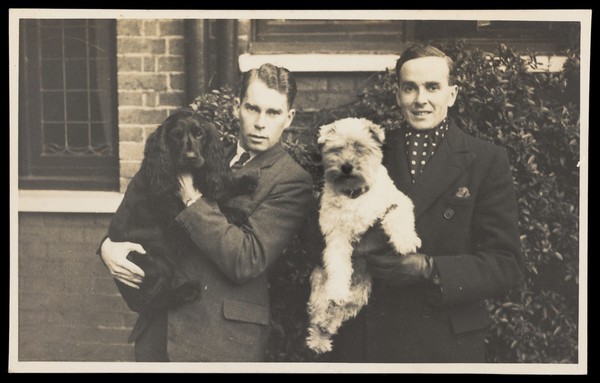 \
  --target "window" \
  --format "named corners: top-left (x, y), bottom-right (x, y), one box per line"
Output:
top-left (19, 19), bottom-right (118, 191)
top-left (251, 20), bottom-right (412, 53)
top-left (250, 20), bottom-right (578, 56)
top-left (415, 21), bottom-right (579, 52)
